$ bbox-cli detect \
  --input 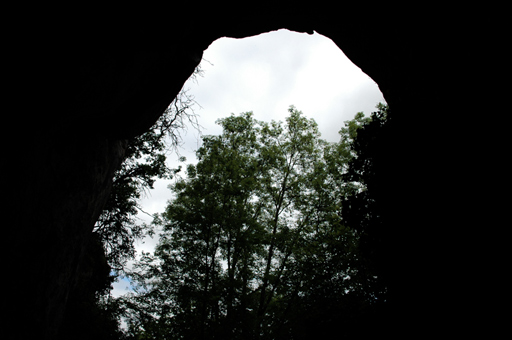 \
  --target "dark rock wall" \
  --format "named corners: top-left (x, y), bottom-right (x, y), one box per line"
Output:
top-left (7, 8), bottom-right (463, 339)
